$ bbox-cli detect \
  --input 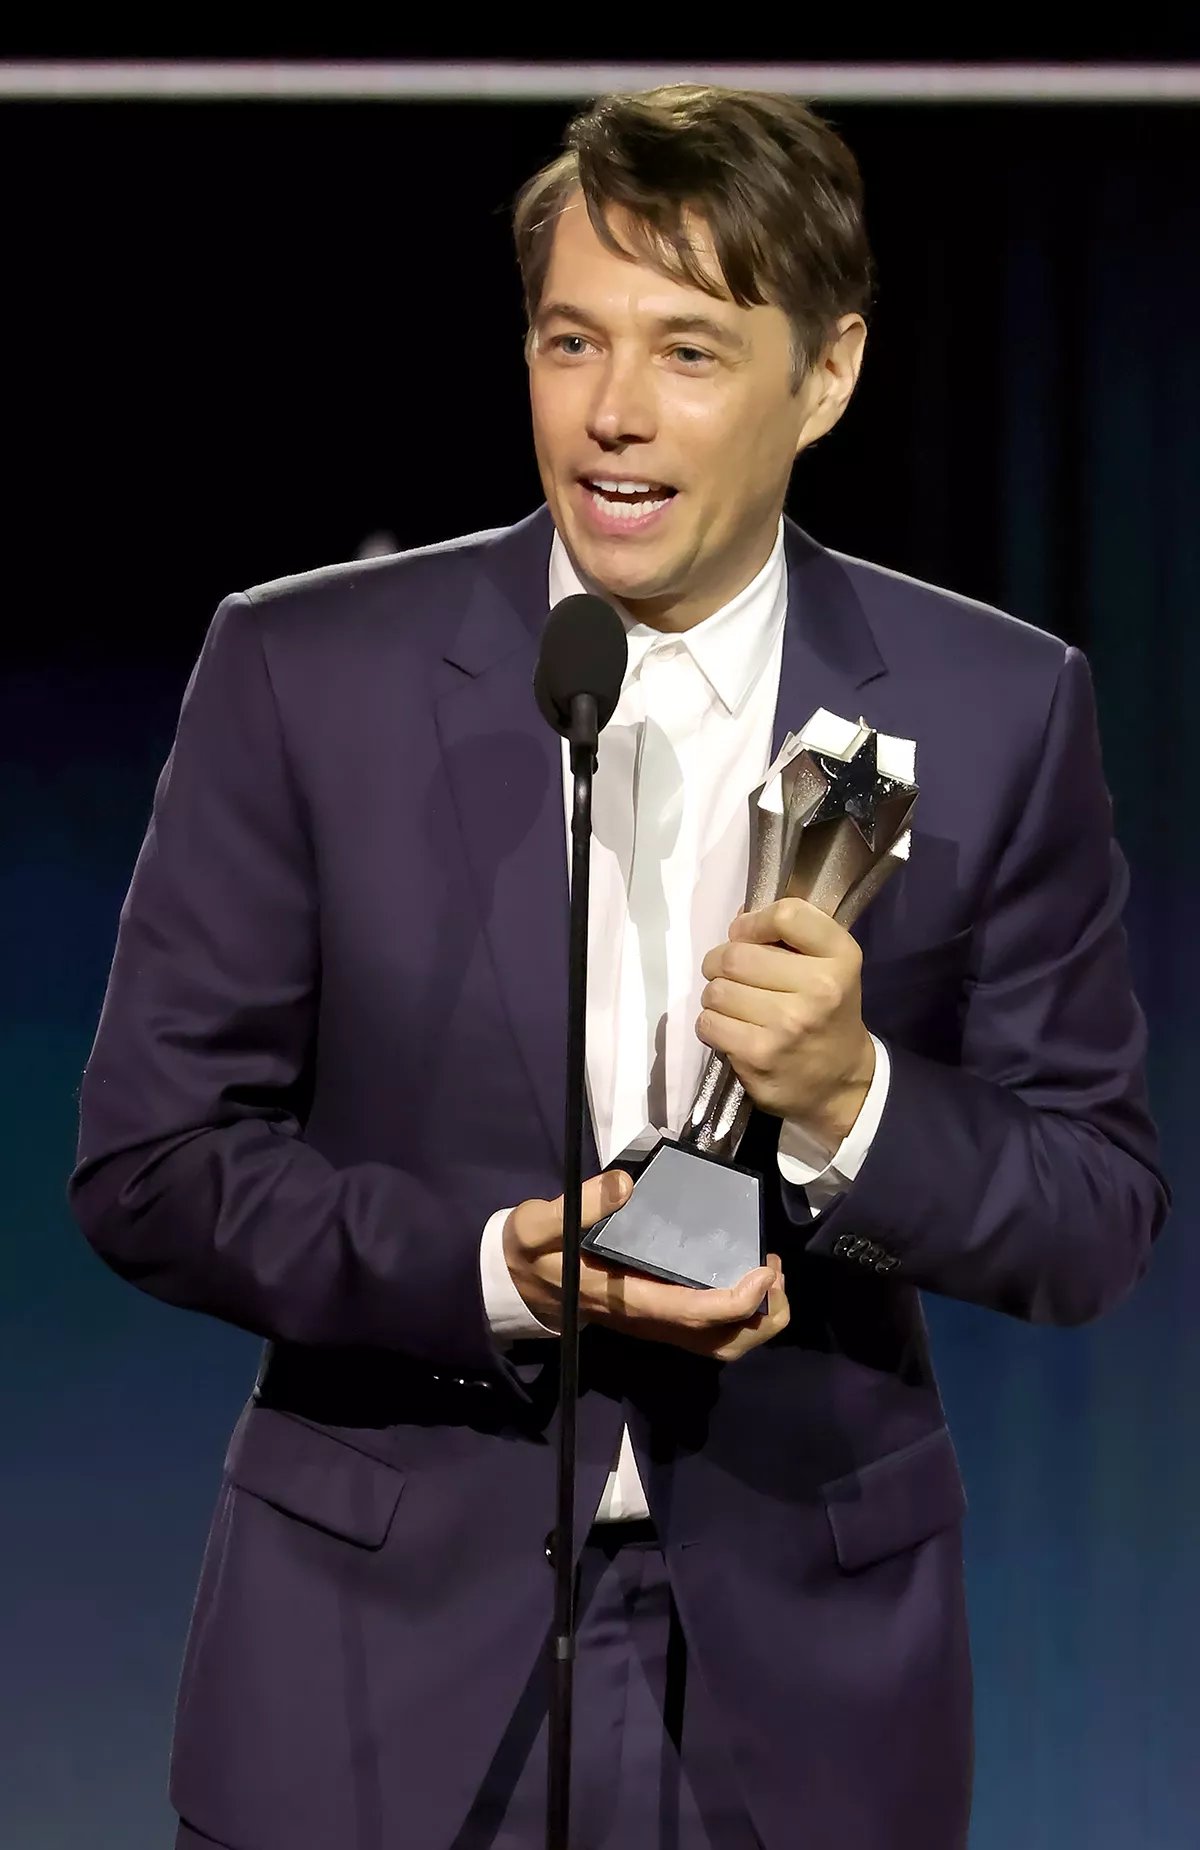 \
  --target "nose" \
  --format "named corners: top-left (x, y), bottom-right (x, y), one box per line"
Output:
top-left (586, 352), bottom-right (657, 450)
